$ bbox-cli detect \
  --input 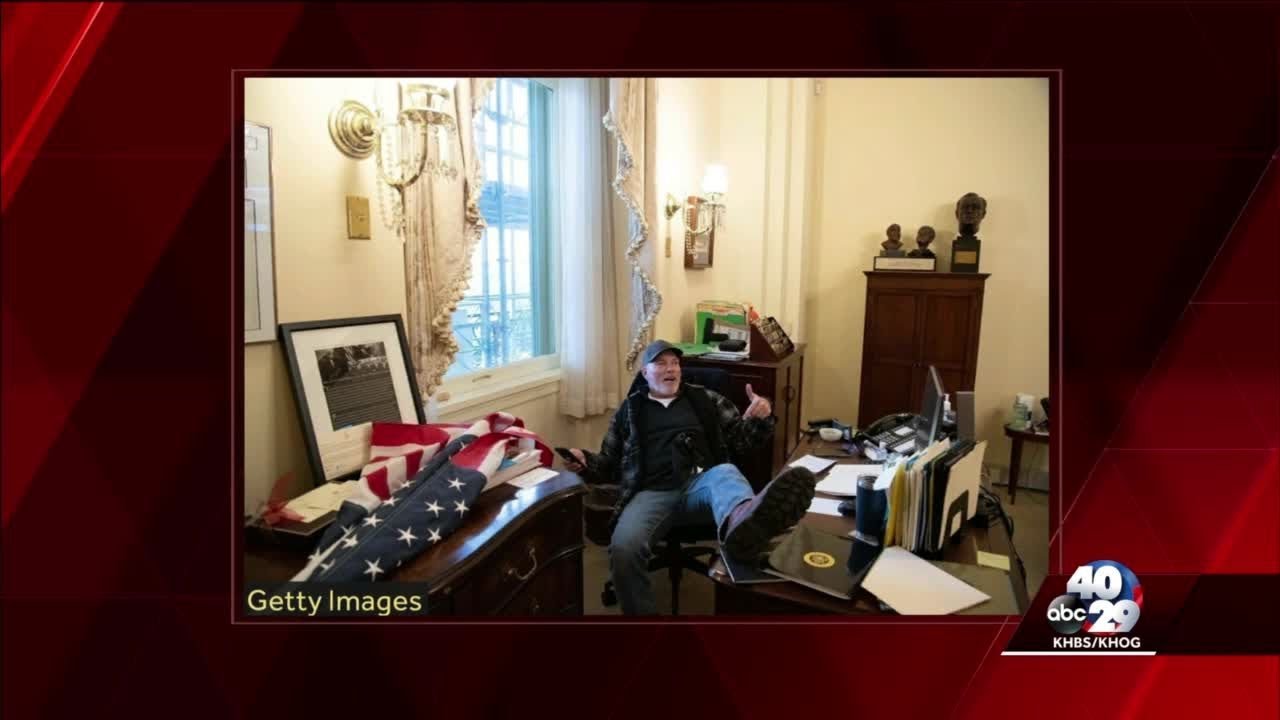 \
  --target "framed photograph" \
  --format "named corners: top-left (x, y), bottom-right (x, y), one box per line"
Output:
top-left (279, 315), bottom-right (426, 486)
top-left (244, 121), bottom-right (277, 343)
